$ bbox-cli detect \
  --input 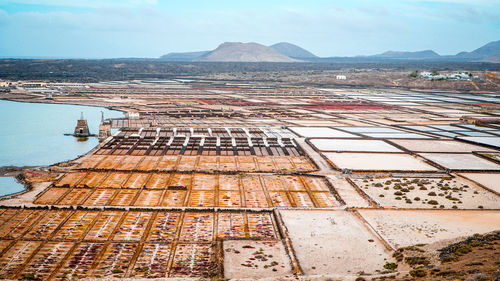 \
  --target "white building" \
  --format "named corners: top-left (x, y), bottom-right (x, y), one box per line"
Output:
top-left (127, 112), bottom-right (140, 120)
top-left (420, 71), bottom-right (473, 81)
top-left (449, 73), bottom-right (471, 80)
top-left (419, 71), bottom-right (432, 78)
top-left (336, 75), bottom-right (347, 80)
